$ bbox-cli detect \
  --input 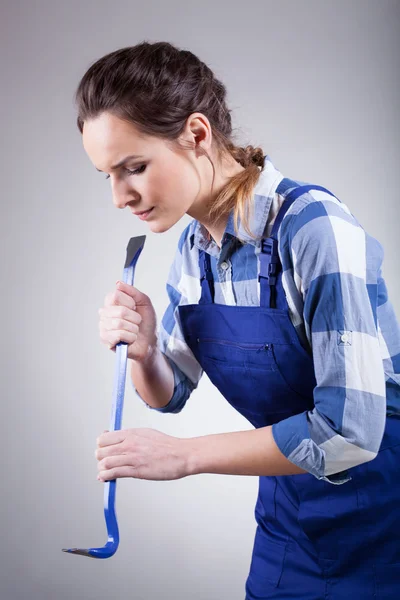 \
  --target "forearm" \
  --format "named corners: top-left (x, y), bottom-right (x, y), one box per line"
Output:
top-left (184, 426), bottom-right (308, 477)
top-left (130, 346), bottom-right (174, 409)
